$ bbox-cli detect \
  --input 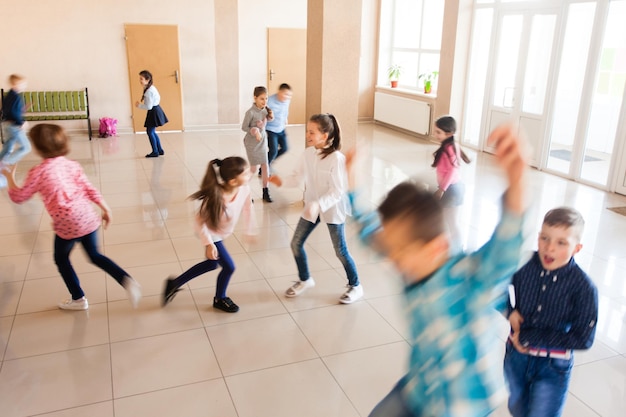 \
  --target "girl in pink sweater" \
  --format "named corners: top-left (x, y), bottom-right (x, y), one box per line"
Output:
top-left (162, 157), bottom-right (256, 312)
top-left (432, 116), bottom-right (468, 253)
top-left (1, 124), bottom-right (141, 310)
